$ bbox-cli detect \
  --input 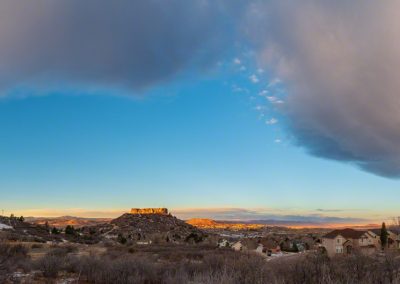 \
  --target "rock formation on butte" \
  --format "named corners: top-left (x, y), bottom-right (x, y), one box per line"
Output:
top-left (130, 208), bottom-right (168, 215)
